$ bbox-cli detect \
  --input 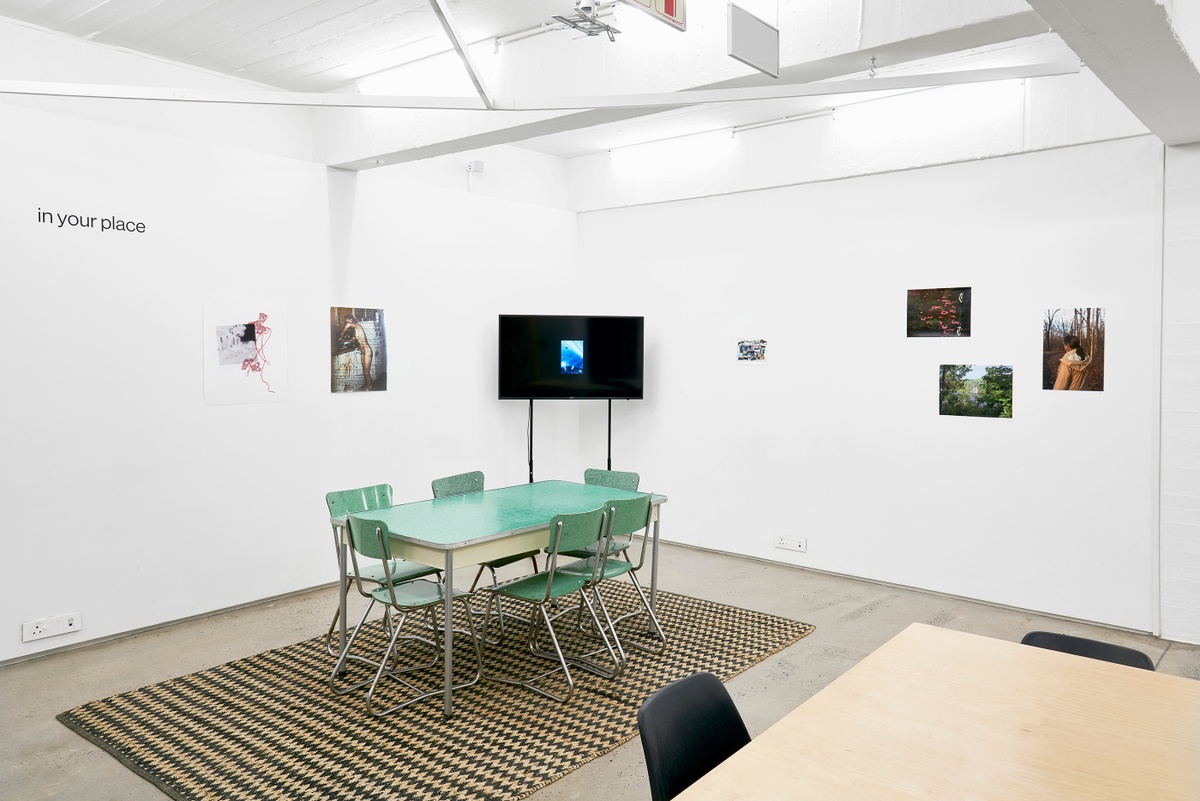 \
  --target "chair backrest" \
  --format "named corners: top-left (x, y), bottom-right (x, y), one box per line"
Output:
top-left (584, 468), bottom-right (640, 492)
top-left (548, 505), bottom-right (609, 555)
top-left (326, 485), bottom-right (393, 560)
top-left (607, 494), bottom-right (652, 539)
top-left (432, 470), bottom-right (484, 499)
top-left (637, 672), bottom-right (751, 801)
top-left (1020, 631), bottom-right (1155, 671)
top-left (326, 483), bottom-right (393, 519)
top-left (345, 515), bottom-right (391, 564)
top-left (544, 506), bottom-right (609, 580)
top-left (345, 515), bottom-right (411, 607)
top-left (606, 493), bottom-right (654, 568)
